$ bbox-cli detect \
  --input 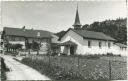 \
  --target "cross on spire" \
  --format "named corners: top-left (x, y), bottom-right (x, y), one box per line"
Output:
top-left (73, 3), bottom-right (82, 30)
